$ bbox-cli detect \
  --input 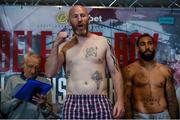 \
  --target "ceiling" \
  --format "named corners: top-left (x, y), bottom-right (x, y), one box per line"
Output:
top-left (0, 0), bottom-right (180, 8)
